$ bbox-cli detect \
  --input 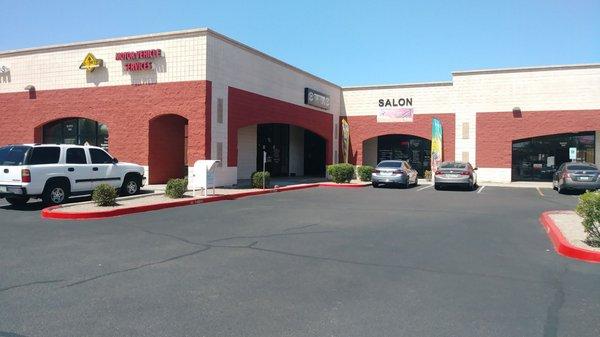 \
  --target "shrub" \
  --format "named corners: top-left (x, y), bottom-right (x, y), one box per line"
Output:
top-left (327, 163), bottom-right (355, 183)
top-left (424, 170), bottom-right (432, 181)
top-left (92, 183), bottom-right (117, 206)
top-left (165, 178), bottom-right (187, 198)
top-left (357, 165), bottom-right (374, 181)
top-left (251, 171), bottom-right (270, 188)
top-left (575, 191), bottom-right (600, 246)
